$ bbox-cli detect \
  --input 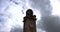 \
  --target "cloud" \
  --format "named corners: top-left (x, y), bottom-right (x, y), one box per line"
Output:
top-left (0, 14), bottom-right (10, 32)
top-left (28, 0), bottom-right (60, 32)
top-left (1, 0), bottom-right (60, 32)
top-left (10, 26), bottom-right (23, 32)
top-left (37, 15), bottom-right (60, 32)
top-left (0, 0), bottom-right (25, 32)
top-left (41, 15), bottom-right (60, 32)
top-left (28, 0), bottom-right (52, 16)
